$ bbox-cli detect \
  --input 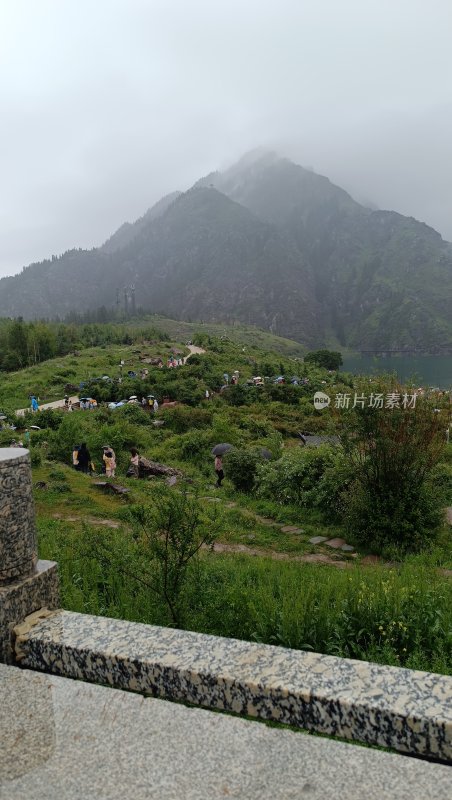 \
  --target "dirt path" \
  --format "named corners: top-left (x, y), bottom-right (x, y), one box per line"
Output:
top-left (211, 542), bottom-right (349, 568)
top-left (16, 396), bottom-right (79, 417)
top-left (183, 345), bottom-right (206, 364)
top-left (51, 513), bottom-right (121, 528)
